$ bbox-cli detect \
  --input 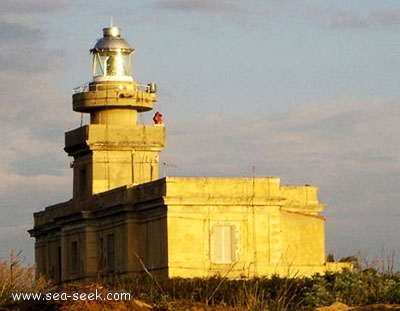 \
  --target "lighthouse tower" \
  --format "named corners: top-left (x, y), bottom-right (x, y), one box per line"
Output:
top-left (65, 26), bottom-right (165, 199)
top-left (30, 24), bottom-right (339, 284)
